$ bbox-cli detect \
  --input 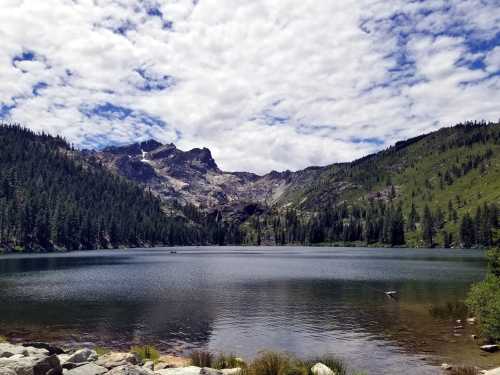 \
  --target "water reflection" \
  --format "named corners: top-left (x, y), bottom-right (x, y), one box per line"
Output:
top-left (0, 247), bottom-right (495, 374)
